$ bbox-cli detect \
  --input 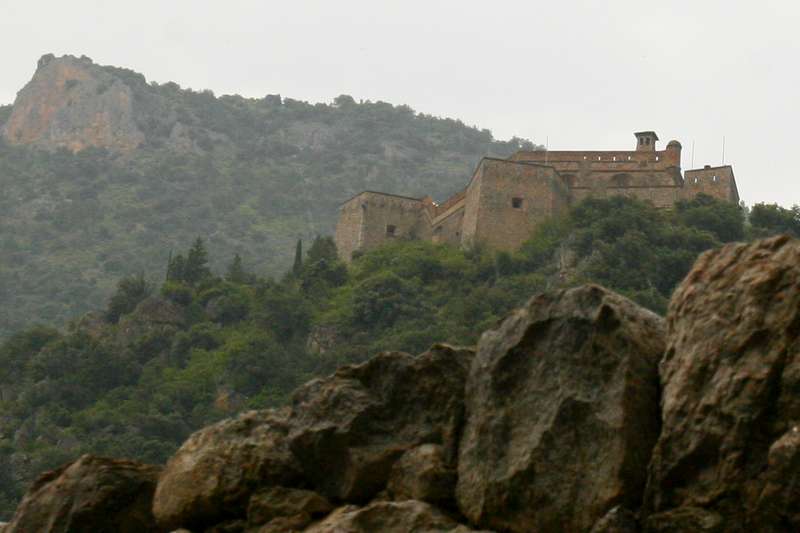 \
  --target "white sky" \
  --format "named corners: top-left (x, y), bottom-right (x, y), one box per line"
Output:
top-left (2, 0), bottom-right (799, 207)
